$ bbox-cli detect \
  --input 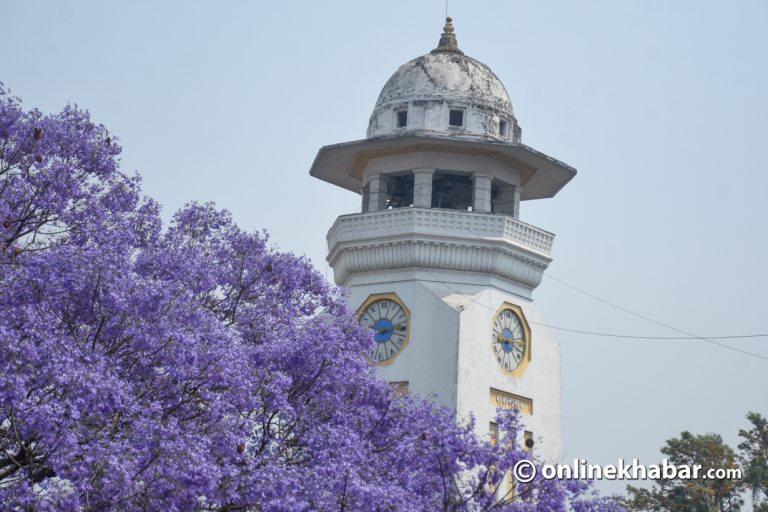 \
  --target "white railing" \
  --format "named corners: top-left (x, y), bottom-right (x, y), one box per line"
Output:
top-left (327, 208), bottom-right (554, 257)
